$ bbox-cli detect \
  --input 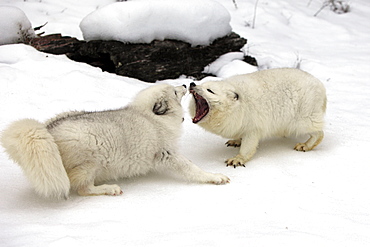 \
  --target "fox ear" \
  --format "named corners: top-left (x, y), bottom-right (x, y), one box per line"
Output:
top-left (153, 98), bottom-right (168, 115)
